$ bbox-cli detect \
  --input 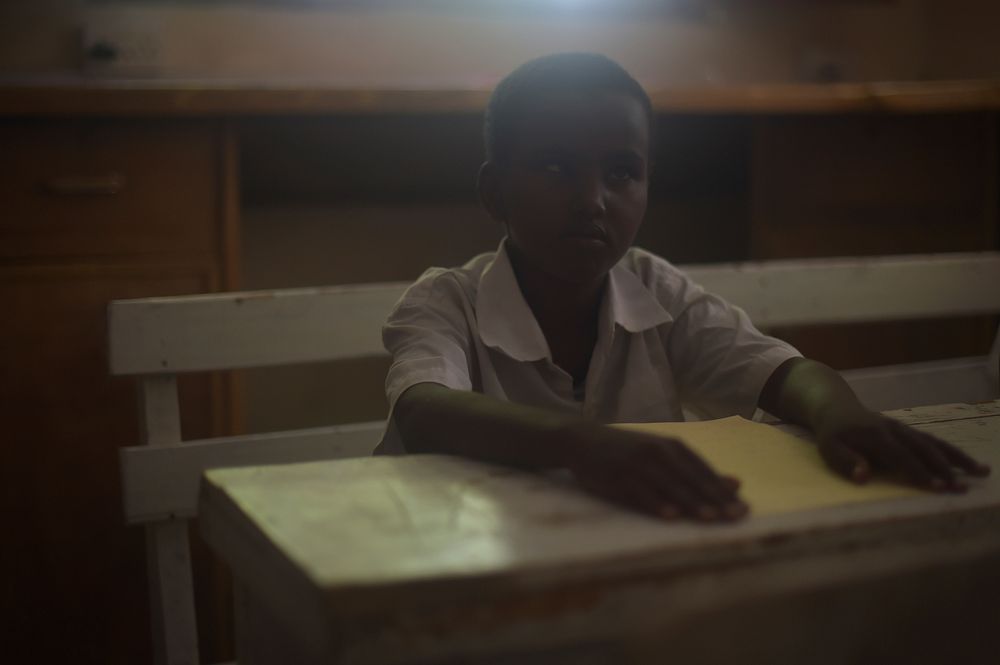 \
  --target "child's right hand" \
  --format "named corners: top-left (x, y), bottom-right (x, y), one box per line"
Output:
top-left (563, 424), bottom-right (749, 522)
top-left (393, 383), bottom-right (747, 522)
